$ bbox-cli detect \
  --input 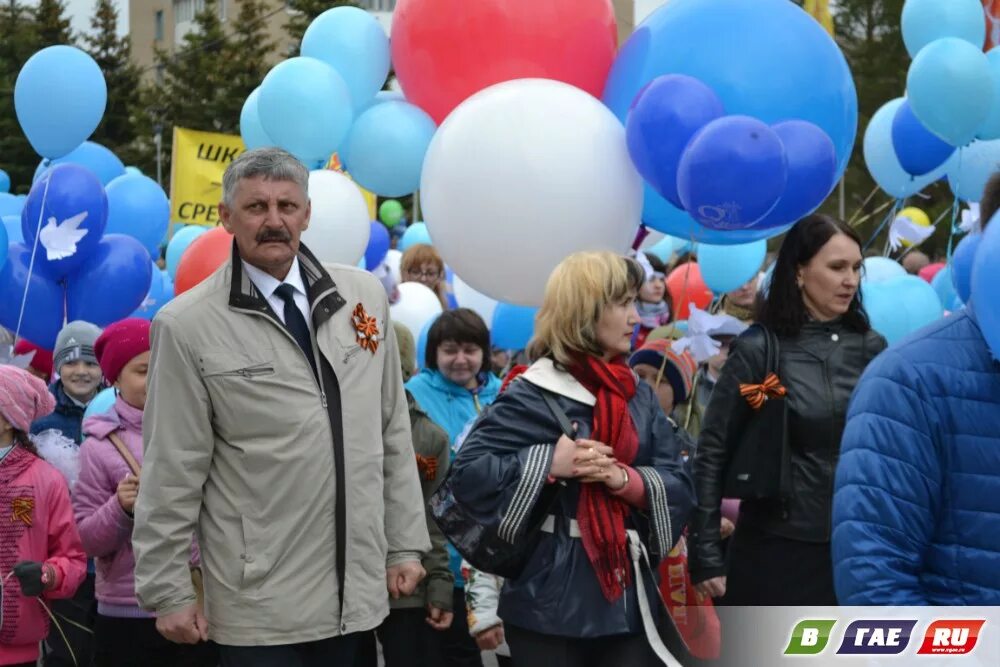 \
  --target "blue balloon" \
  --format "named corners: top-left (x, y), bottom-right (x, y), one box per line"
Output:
top-left (931, 264), bottom-right (957, 310)
top-left (0, 169), bottom-right (9, 193)
top-left (908, 38), bottom-right (994, 147)
top-left (698, 240), bottom-right (767, 294)
top-left (35, 141), bottom-right (126, 186)
top-left (132, 264), bottom-right (174, 321)
top-left (491, 304), bottom-right (539, 351)
top-left (416, 315), bottom-right (440, 371)
top-left (978, 48), bottom-right (1000, 140)
top-left (258, 57), bottom-right (354, 163)
top-left (342, 101), bottom-right (437, 197)
top-left (14, 46), bottom-right (107, 159)
top-left (125, 166), bottom-right (143, 177)
top-left (301, 6), bottom-right (391, 111)
top-left (626, 74), bottom-right (725, 208)
top-left (0, 194), bottom-right (24, 218)
top-left (863, 275), bottom-right (943, 345)
top-left (364, 221), bottom-right (390, 271)
top-left (604, 0), bottom-right (857, 232)
top-left (66, 234), bottom-right (152, 326)
top-left (640, 184), bottom-right (793, 244)
top-left (863, 256), bottom-right (907, 284)
top-left (2, 215), bottom-right (23, 244)
top-left (83, 387), bottom-right (117, 420)
top-left (0, 243), bottom-right (64, 349)
top-left (865, 98), bottom-right (954, 197)
top-left (399, 222), bottom-right (432, 251)
top-left (240, 87), bottom-right (273, 151)
top-left (892, 99), bottom-right (957, 176)
top-left (166, 226), bottom-right (208, 279)
top-left (0, 222), bottom-right (7, 271)
top-left (677, 116), bottom-right (787, 230)
top-left (946, 138), bottom-right (1000, 201)
top-left (901, 0), bottom-right (986, 58)
top-left (105, 174), bottom-right (170, 256)
top-left (755, 120), bottom-right (838, 228)
top-left (972, 213), bottom-right (1000, 359)
top-left (952, 232), bottom-right (982, 303)
top-left (21, 164), bottom-right (108, 280)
